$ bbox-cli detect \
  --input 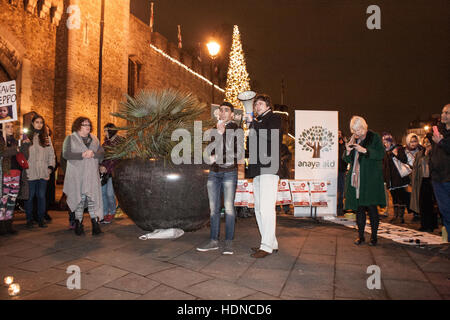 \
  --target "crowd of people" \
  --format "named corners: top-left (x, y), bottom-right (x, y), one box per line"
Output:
top-left (0, 114), bottom-right (121, 237)
top-left (0, 101), bottom-right (448, 257)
